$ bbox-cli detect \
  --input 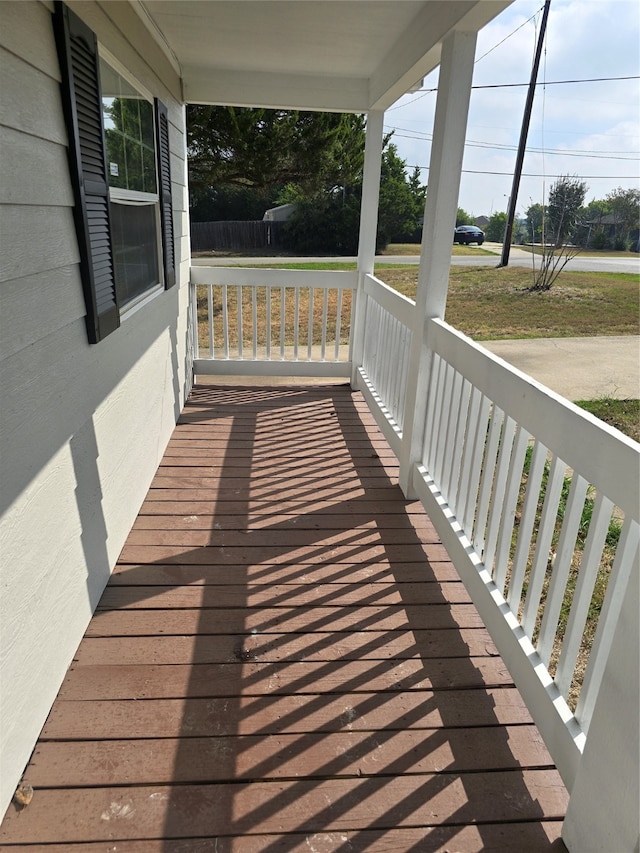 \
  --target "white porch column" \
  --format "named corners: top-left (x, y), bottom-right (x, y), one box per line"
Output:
top-left (398, 29), bottom-right (477, 496)
top-left (350, 109), bottom-right (384, 385)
